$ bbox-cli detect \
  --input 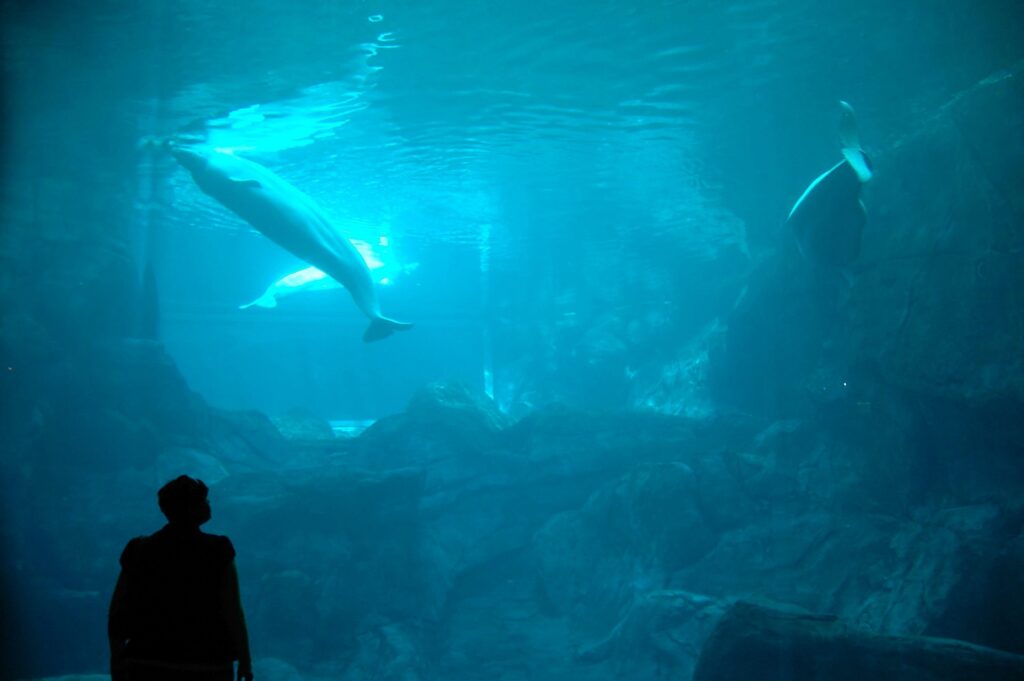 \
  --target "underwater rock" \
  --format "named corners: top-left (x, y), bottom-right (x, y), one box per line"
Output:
top-left (250, 569), bottom-right (319, 663)
top-left (27, 237), bottom-right (140, 343)
top-left (200, 408), bottom-right (291, 469)
top-left (341, 623), bottom-right (424, 681)
top-left (536, 463), bottom-right (719, 635)
top-left (354, 382), bottom-right (511, 470)
top-left (949, 64), bottom-right (1024, 221)
top-left (848, 65), bottom-right (1024, 406)
top-left (343, 386), bottom-right (757, 653)
top-left (6, 362), bottom-right (1022, 681)
top-left (631, 320), bottom-right (721, 418)
top-left (154, 447), bottom-right (229, 487)
top-left (212, 466), bottom-right (426, 665)
top-left (706, 63), bottom-right (1024, 430)
top-left (692, 600), bottom-right (1024, 681)
top-left (577, 590), bottom-right (728, 681)
top-left (435, 548), bottom-right (591, 681)
top-left (251, 657), bottom-right (306, 681)
top-left (349, 384), bottom-right (529, 602)
top-left (714, 415), bottom-right (917, 516)
top-left (697, 63), bottom-right (1024, 509)
top-left (406, 381), bottom-right (513, 433)
top-left (922, 505), bottom-right (1024, 653)
top-left (836, 65), bottom-right (1024, 504)
top-left (29, 339), bottom-right (199, 471)
top-left (670, 504), bottom-right (1019, 641)
top-left (270, 409), bottom-right (336, 441)
top-left (706, 251), bottom-right (844, 418)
